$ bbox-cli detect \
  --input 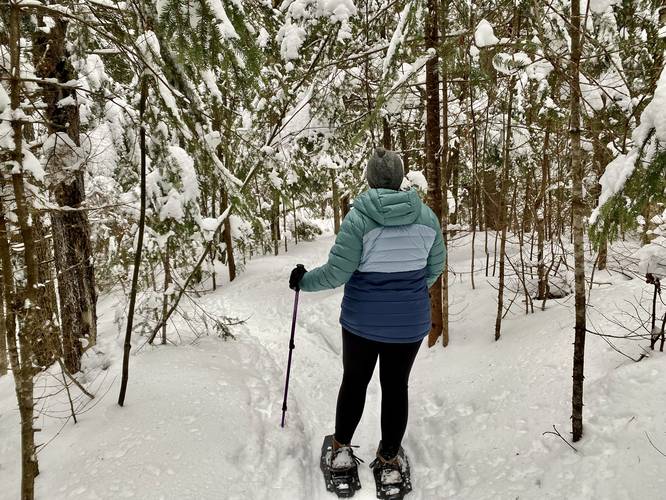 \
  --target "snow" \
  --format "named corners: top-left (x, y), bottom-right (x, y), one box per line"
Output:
top-left (586, 0), bottom-right (619, 14)
top-left (168, 145), bottom-right (199, 203)
top-left (381, 2), bottom-right (411, 79)
top-left (42, 132), bottom-right (84, 175)
top-left (636, 208), bottom-right (666, 278)
top-left (81, 54), bottom-right (108, 91)
top-left (589, 150), bottom-right (639, 224)
top-left (277, 21), bottom-right (307, 61)
top-left (636, 237), bottom-right (666, 278)
top-left (201, 69), bottom-right (223, 102)
top-left (257, 27), bottom-right (270, 48)
top-left (22, 148), bottom-right (45, 182)
top-left (208, 0), bottom-right (240, 40)
top-left (592, 55), bottom-right (666, 223)
top-left (387, 51), bottom-right (434, 95)
top-left (0, 85), bottom-right (14, 150)
top-left (318, 0), bottom-right (357, 22)
top-left (474, 19), bottom-right (499, 48)
top-left (405, 170), bottom-right (427, 191)
top-left (633, 61), bottom-right (666, 146)
top-left (159, 189), bottom-right (186, 221)
top-left (0, 83), bottom-right (10, 110)
top-left (2, 232), bottom-right (666, 499)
